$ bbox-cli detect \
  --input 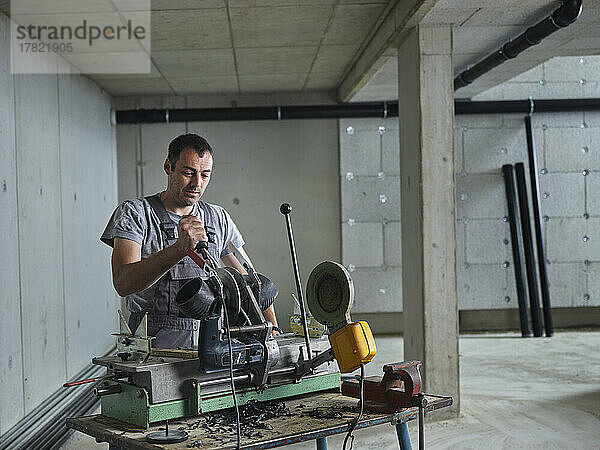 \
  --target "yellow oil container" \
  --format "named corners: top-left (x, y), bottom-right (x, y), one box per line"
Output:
top-left (329, 321), bottom-right (376, 373)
